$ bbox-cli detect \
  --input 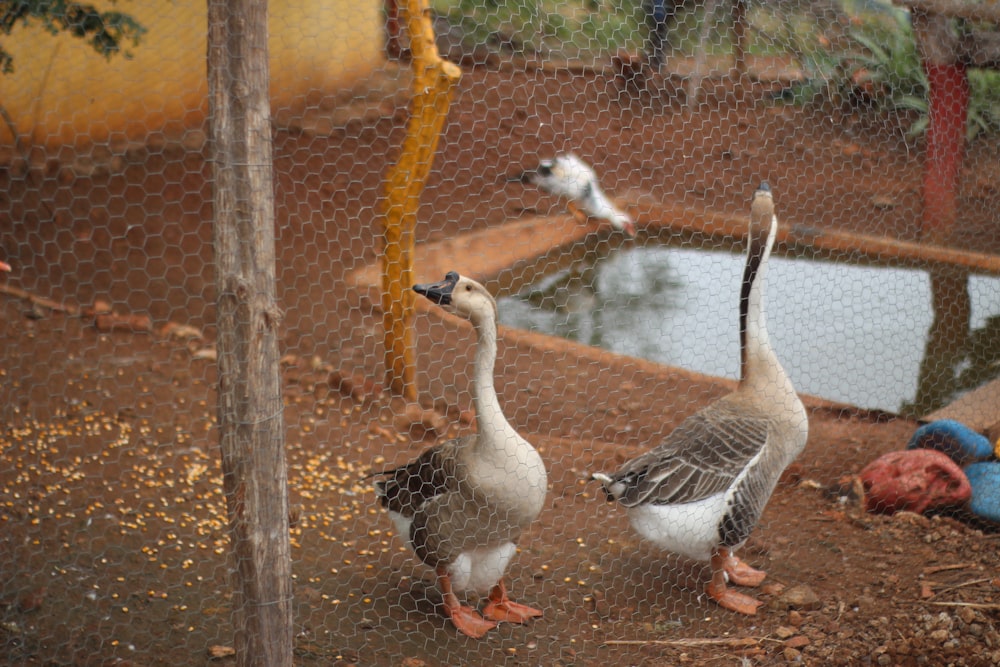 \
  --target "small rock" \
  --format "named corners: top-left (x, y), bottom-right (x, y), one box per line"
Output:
top-left (207, 645), bottom-right (235, 659)
top-left (782, 647), bottom-right (801, 662)
top-left (775, 625), bottom-right (796, 639)
top-left (957, 606), bottom-right (976, 624)
top-left (929, 628), bottom-right (950, 642)
top-left (159, 321), bottom-right (204, 340)
top-left (787, 610), bottom-right (804, 627)
top-left (94, 311), bottom-right (153, 334)
top-left (855, 595), bottom-right (877, 612)
top-left (87, 299), bottom-right (114, 316)
top-left (192, 347), bottom-right (218, 361)
top-left (871, 194), bottom-right (897, 209)
top-left (772, 584), bottom-right (822, 611)
top-left (785, 635), bottom-right (810, 649)
top-left (761, 582), bottom-right (786, 596)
